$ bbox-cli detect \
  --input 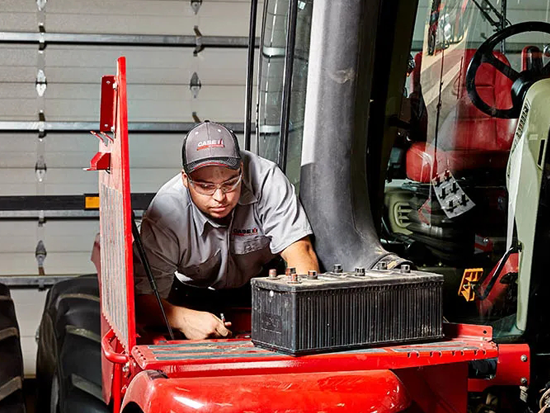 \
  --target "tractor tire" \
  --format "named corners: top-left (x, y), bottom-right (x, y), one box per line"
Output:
top-left (36, 275), bottom-right (108, 413)
top-left (0, 283), bottom-right (26, 413)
